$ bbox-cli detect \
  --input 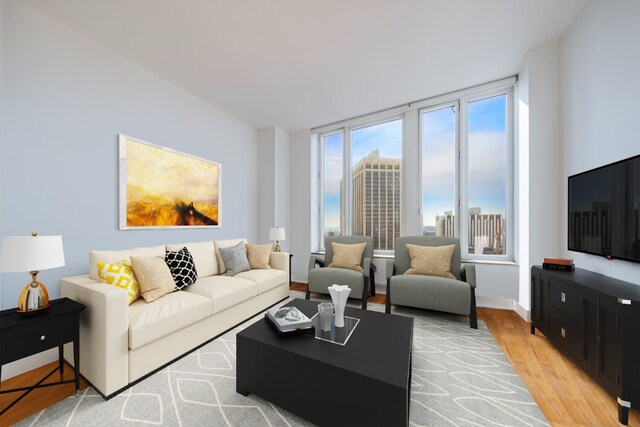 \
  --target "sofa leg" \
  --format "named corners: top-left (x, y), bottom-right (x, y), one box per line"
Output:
top-left (385, 279), bottom-right (391, 313)
top-left (470, 287), bottom-right (478, 329)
